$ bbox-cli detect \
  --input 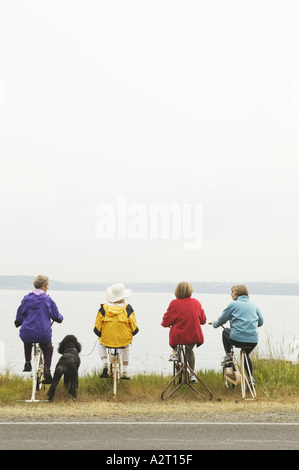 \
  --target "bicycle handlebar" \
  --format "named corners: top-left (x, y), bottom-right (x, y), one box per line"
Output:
top-left (208, 322), bottom-right (225, 329)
